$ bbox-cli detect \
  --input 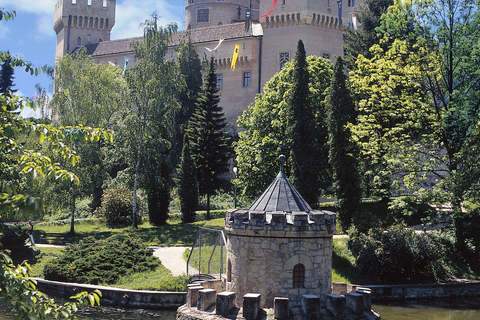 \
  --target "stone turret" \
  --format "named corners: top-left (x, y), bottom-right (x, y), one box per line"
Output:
top-left (54, 0), bottom-right (116, 61)
top-left (225, 155), bottom-right (336, 308)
